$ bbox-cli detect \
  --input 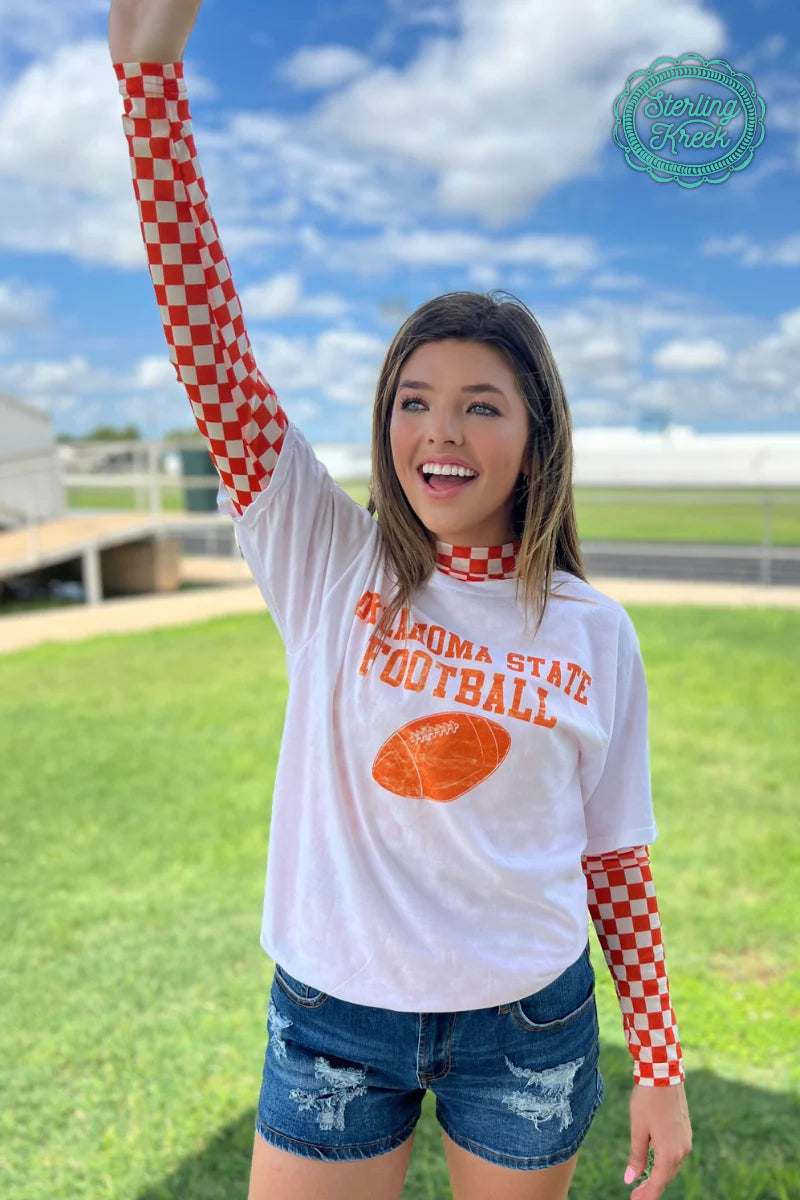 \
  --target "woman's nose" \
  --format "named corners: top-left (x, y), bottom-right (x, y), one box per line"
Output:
top-left (426, 409), bottom-right (463, 444)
